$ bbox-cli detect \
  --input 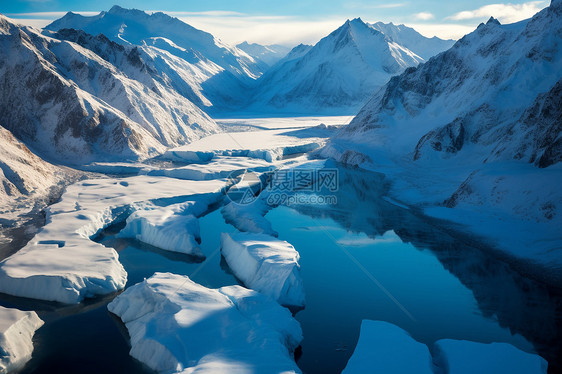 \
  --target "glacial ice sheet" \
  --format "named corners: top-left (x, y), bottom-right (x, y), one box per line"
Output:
top-left (0, 306), bottom-right (44, 373)
top-left (146, 156), bottom-right (272, 181)
top-left (163, 129), bottom-right (325, 163)
top-left (221, 232), bottom-right (305, 307)
top-left (107, 272), bottom-right (303, 374)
